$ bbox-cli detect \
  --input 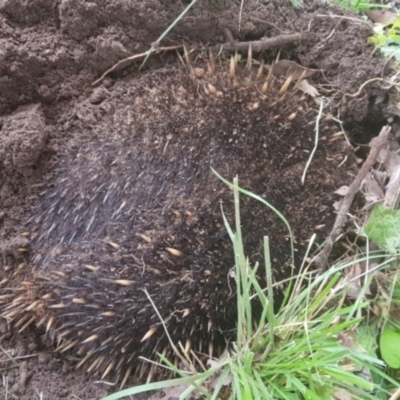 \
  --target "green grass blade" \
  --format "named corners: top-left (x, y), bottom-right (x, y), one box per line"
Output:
top-left (140, 0), bottom-right (198, 69)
